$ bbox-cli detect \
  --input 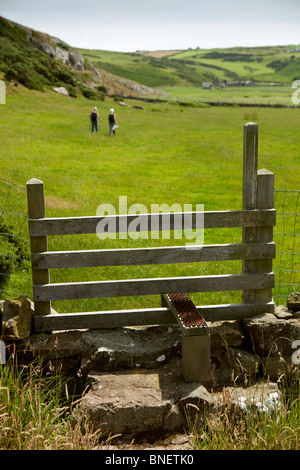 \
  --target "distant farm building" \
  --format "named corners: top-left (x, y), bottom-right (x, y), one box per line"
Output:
top-left (225, 80), bottom-right (254, 87)
top-left (202, 82), bottom-right (213, 89)
top-left (286, 47), bottom-right (300, 53)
